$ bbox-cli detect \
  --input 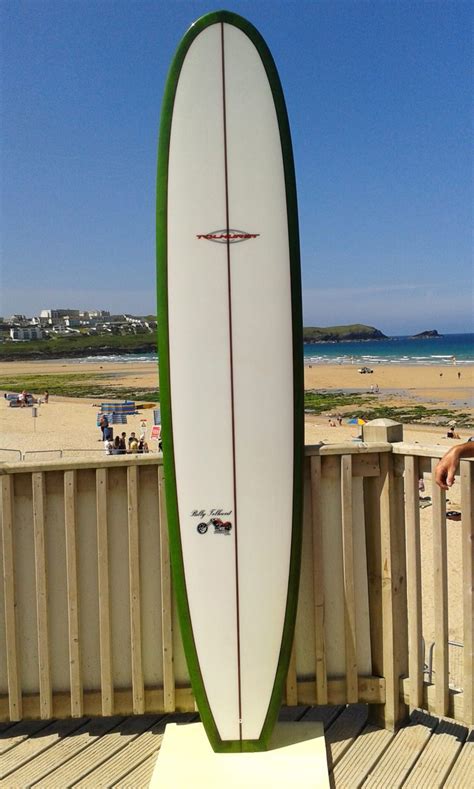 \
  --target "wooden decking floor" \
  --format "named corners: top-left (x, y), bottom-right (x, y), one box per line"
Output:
top-left (0, 706), bottom-right (471, 788)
